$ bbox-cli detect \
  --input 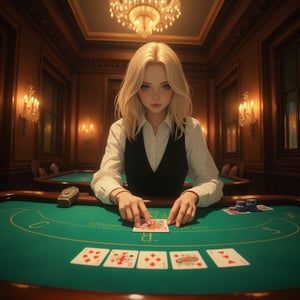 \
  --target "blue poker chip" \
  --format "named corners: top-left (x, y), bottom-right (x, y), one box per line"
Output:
top-left (246, 199), bottom-right (257, 212)
top-left (246, 199), bottom-right (257, 205)
top-left (246, 205), bottom-right (258, 212)
top-left (235, 204), bottom-right (247, 212)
